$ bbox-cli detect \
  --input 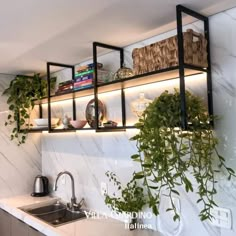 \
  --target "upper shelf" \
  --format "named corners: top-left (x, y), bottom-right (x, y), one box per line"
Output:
top-left (97, 64), bottom-right (207, 93)
top-left (34, 63), bottom-right (207, 105)
top-left (34, 86), bottom-right (94, 104)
